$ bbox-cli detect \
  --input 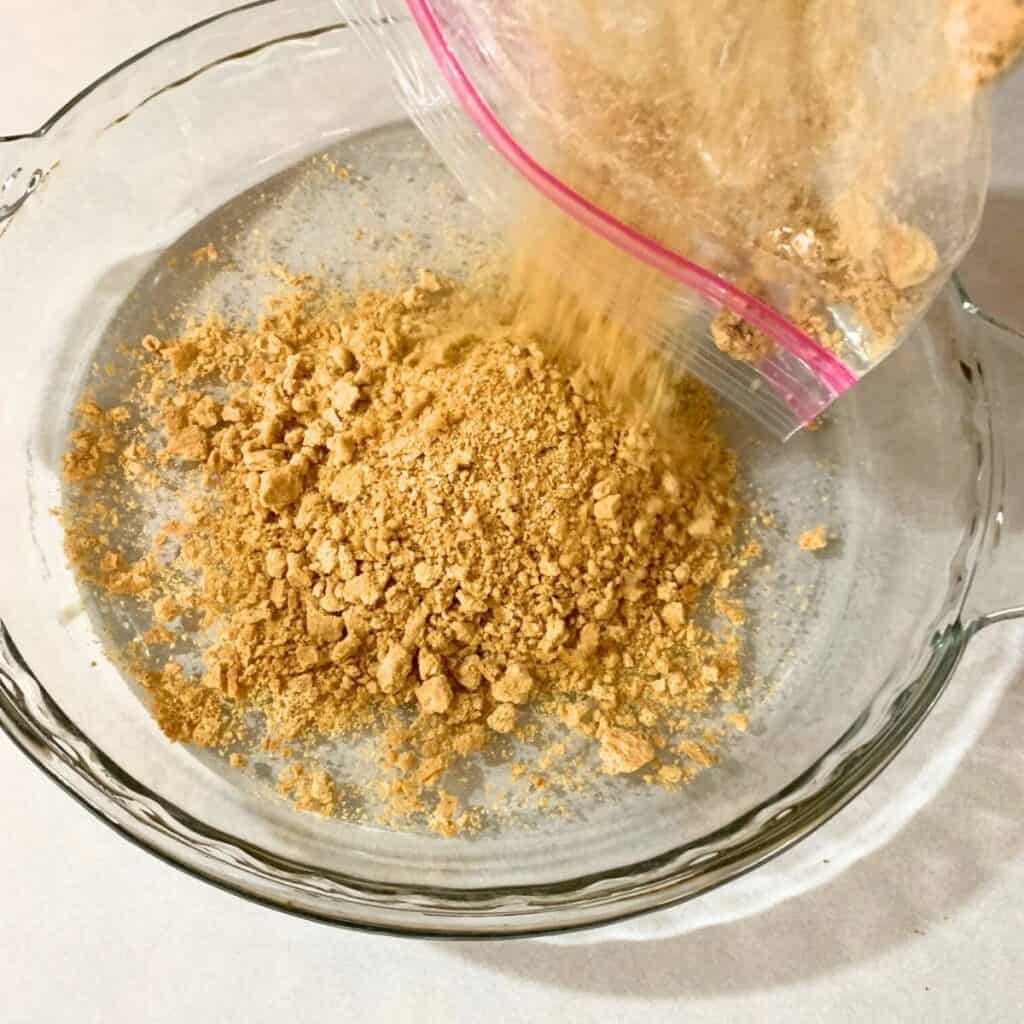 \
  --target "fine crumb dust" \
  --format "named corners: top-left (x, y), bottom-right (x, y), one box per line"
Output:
top-left (62, 269), bottom-right (758, 835)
